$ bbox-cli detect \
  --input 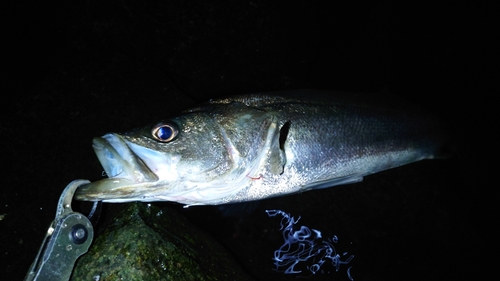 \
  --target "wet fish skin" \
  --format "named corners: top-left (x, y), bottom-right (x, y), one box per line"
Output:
top-left (75, 90), bottom-right (447, 206)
